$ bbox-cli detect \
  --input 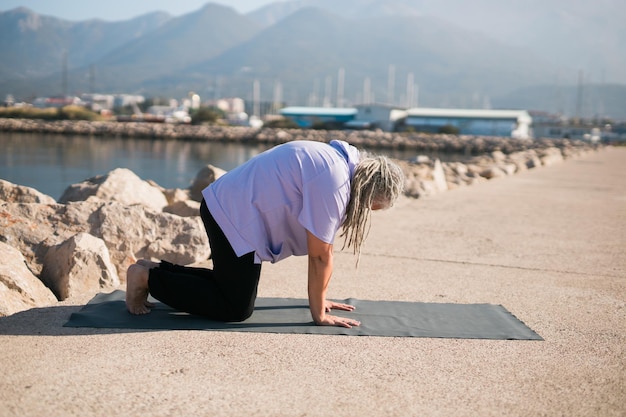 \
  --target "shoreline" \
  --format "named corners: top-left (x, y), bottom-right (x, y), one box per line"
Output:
top-left (0, 117), bottom-right (601, 156)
